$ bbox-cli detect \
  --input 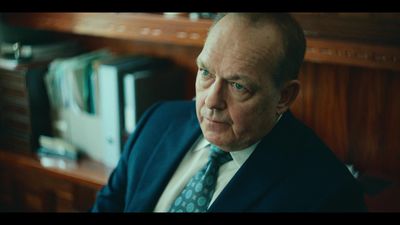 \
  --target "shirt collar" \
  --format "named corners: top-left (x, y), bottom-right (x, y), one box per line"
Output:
top-left (193, 114), bottom-right (282, 167)
top-left (192, 136), bottom-right (210, 152)
top-left (230, 142), bottom-right (259, 167)
top-left (193, 135), bottom-right (259, 168)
